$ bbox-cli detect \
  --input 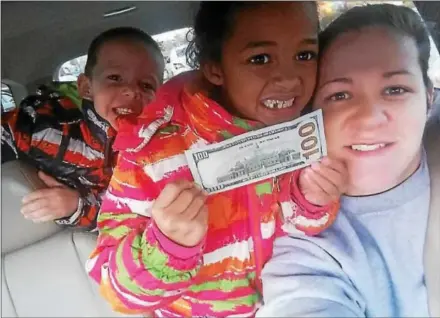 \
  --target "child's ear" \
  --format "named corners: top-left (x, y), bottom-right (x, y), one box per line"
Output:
top-left (202, 62), bottom-right (224, 86)
top-left (77, 74), bottom-right (93, 100)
